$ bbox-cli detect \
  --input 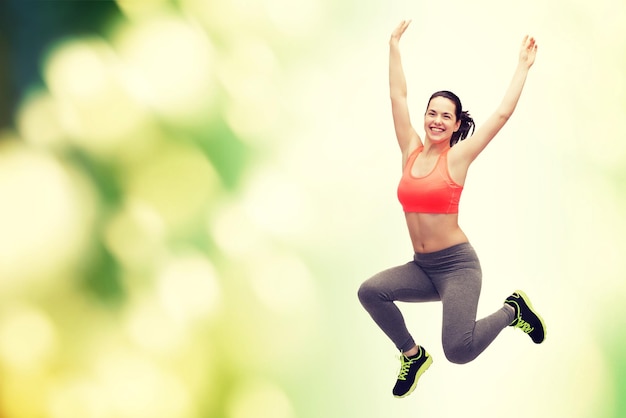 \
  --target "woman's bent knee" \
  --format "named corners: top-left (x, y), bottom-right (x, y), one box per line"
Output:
top-left (357, 281), bottom-right (376, 305)
top-left (443, 345), bottom-right (476, 365)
